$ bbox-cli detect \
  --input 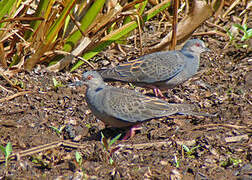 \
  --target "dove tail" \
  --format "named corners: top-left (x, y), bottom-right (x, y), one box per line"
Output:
top-left (182, 111), bottom-right (218, 117)
top-left (173, 104), bottom-right (217, 117)
top-left (171, 104), bottom-right (196, 113)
